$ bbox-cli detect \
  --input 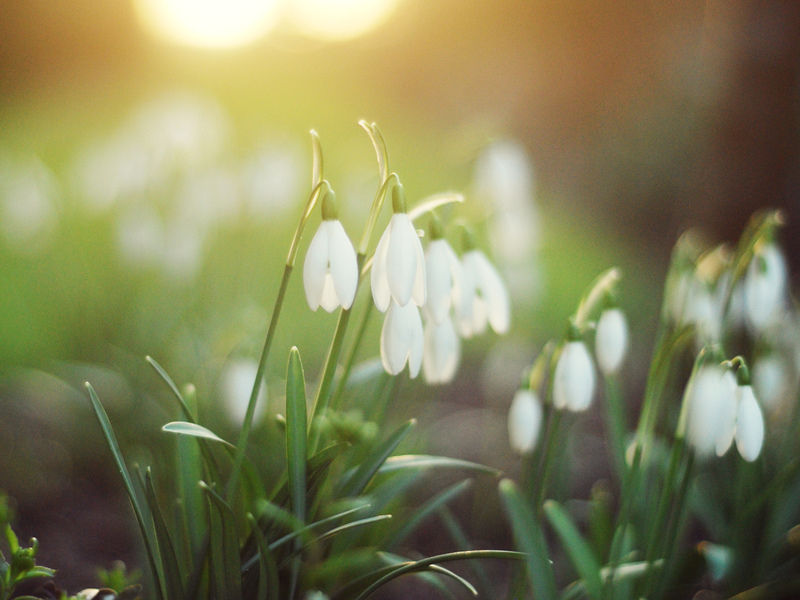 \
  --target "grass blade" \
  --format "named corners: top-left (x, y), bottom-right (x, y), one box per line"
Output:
top-left (378, 455), bottom-right (501, 476)
top-left (384, 479), bottom-right (473, 550)
top-left (144, 468), bottom-right (186, 600)
top-left (543, 499), bottom-right (603, 599)
top-left (286, 347), bottom-right (308, 523)
top-left (86, 382), bottom-right (166, 600)
top-left (247, 514), bottom-right (280, 600)
top-left (498, 478), bottom-right (557, 600)
top-left (337, 419), bottom-right (416, 498)
top-left (201, 483), bottom-right (242, 600)
top-left (163, 422), bottom-right (236, 449)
